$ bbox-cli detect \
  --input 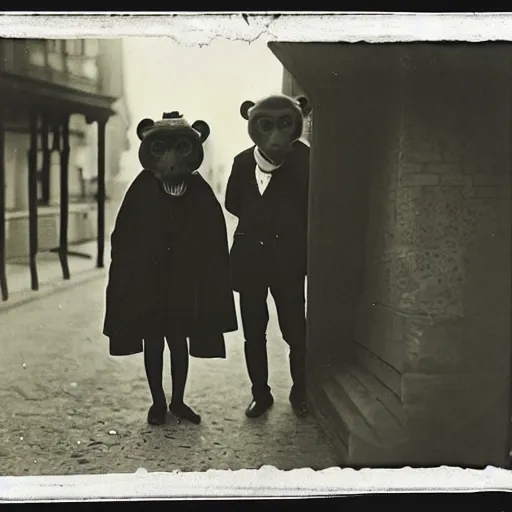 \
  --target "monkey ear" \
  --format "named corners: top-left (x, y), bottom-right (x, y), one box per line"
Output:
top-left (296, 96), bottom-right (312, 117)
top-left (240, 100), bottom-right (255, 120)
top-left (192, 120), bottom-right (210, 143)
top-left (136, 118), bottom-right (154, 140)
